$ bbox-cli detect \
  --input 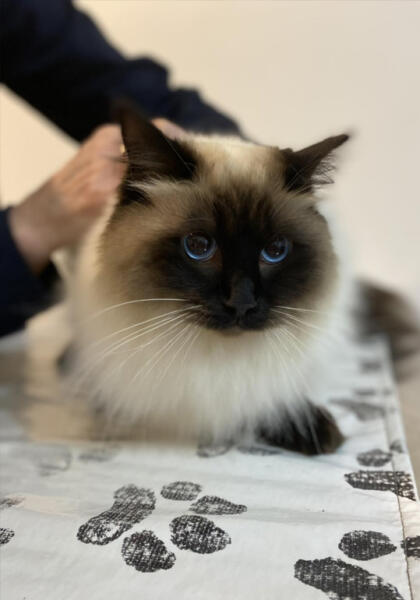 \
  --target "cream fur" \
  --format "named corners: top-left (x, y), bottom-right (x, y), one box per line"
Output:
top-left (68, 134), bottom-right (353, 443)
